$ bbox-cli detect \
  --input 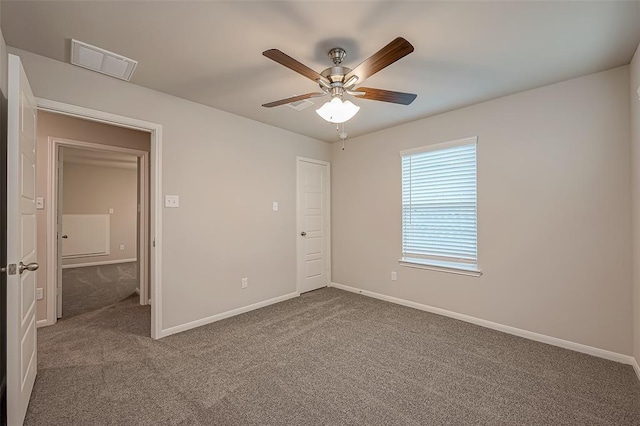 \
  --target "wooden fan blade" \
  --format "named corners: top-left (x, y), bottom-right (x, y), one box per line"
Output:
top-left (262, 92), bottom-right (326, 108)
top-left (263, 49), bottom-right (329, 84)
top-left (346, 37), bottom-right (414, 83)
top-left (354, 87), bottom-right (417, 105)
